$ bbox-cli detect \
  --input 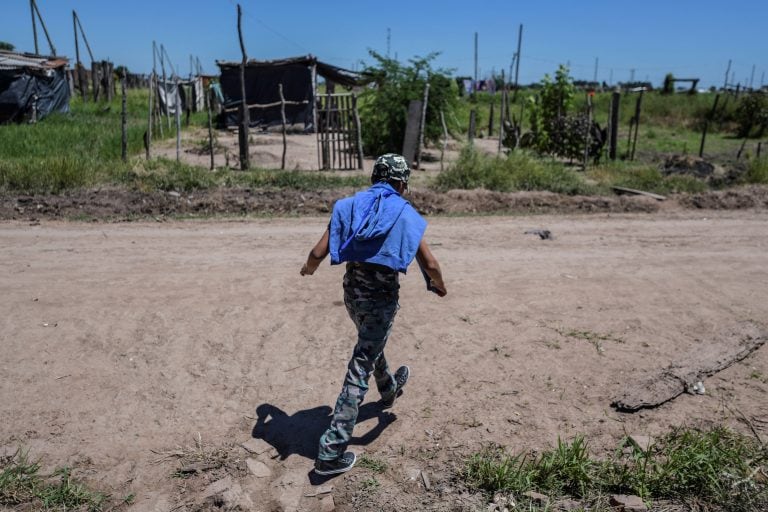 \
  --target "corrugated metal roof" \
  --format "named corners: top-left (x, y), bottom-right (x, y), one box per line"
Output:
top-left (0, 51), bottom-right (68, 71)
